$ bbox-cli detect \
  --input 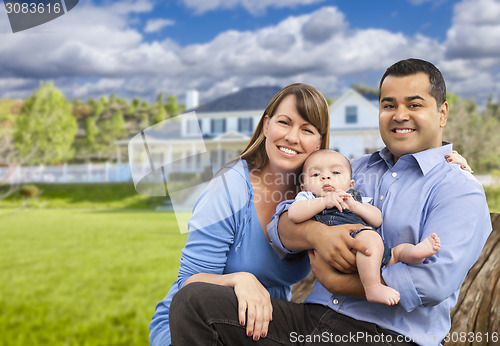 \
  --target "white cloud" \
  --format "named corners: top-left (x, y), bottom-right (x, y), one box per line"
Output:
top-left (407, 0), bottom-right (447, 6)
top-left (407, 0), bottom-right (432, 5)
top-left (0, 0), bottom-right (497, 107)
top-left (71, 78), bottom-right (126, 99)
top-left (301, 6), bottom-right (346, 43)
top-left (144, 18), bottom-right (175, 33)
top-left (438, 0), bottom-right (500, 104)
top-left (445, 0), bottom-right (500, 59)
top-left (109, 0), bottom-right (154, 14)
top-left (0, 4), bottom-right (442, 101)
top-left (181, 0), bottom-right (325, 15)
